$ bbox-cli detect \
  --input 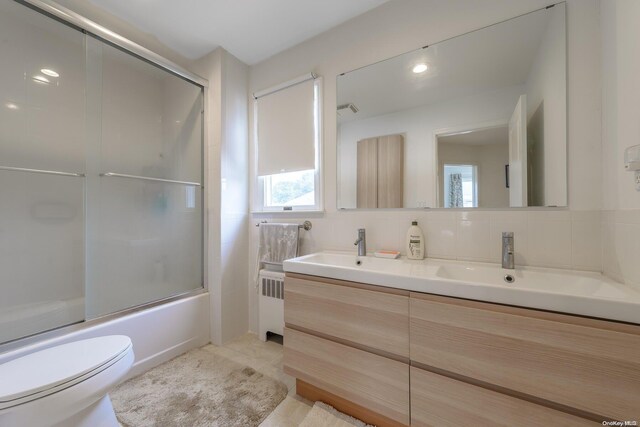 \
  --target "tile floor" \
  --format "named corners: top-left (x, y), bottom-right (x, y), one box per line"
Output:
top-left (211, 333), bottom-right (313, 427)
